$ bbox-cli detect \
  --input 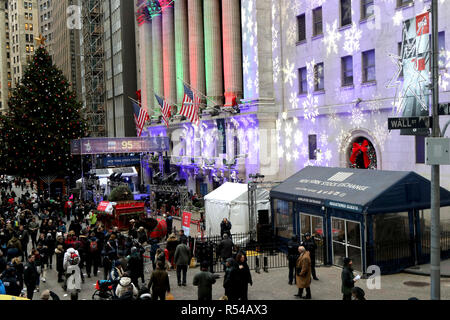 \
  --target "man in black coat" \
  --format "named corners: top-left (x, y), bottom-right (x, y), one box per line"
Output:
top-left (223, 258), bottom-right (238, 300)
top-left (217, 234), bottom-right (234, 271)
top-left (23, 254), bottom-right (39, 300)
top-left (341, 257), bottom-right (359, 300)
top-left (287, 235), bottom-right (299, 285)
top-left (301, 233), bottom-right (319, 280)
top-left (220, 218), bottom-right (232, 239)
